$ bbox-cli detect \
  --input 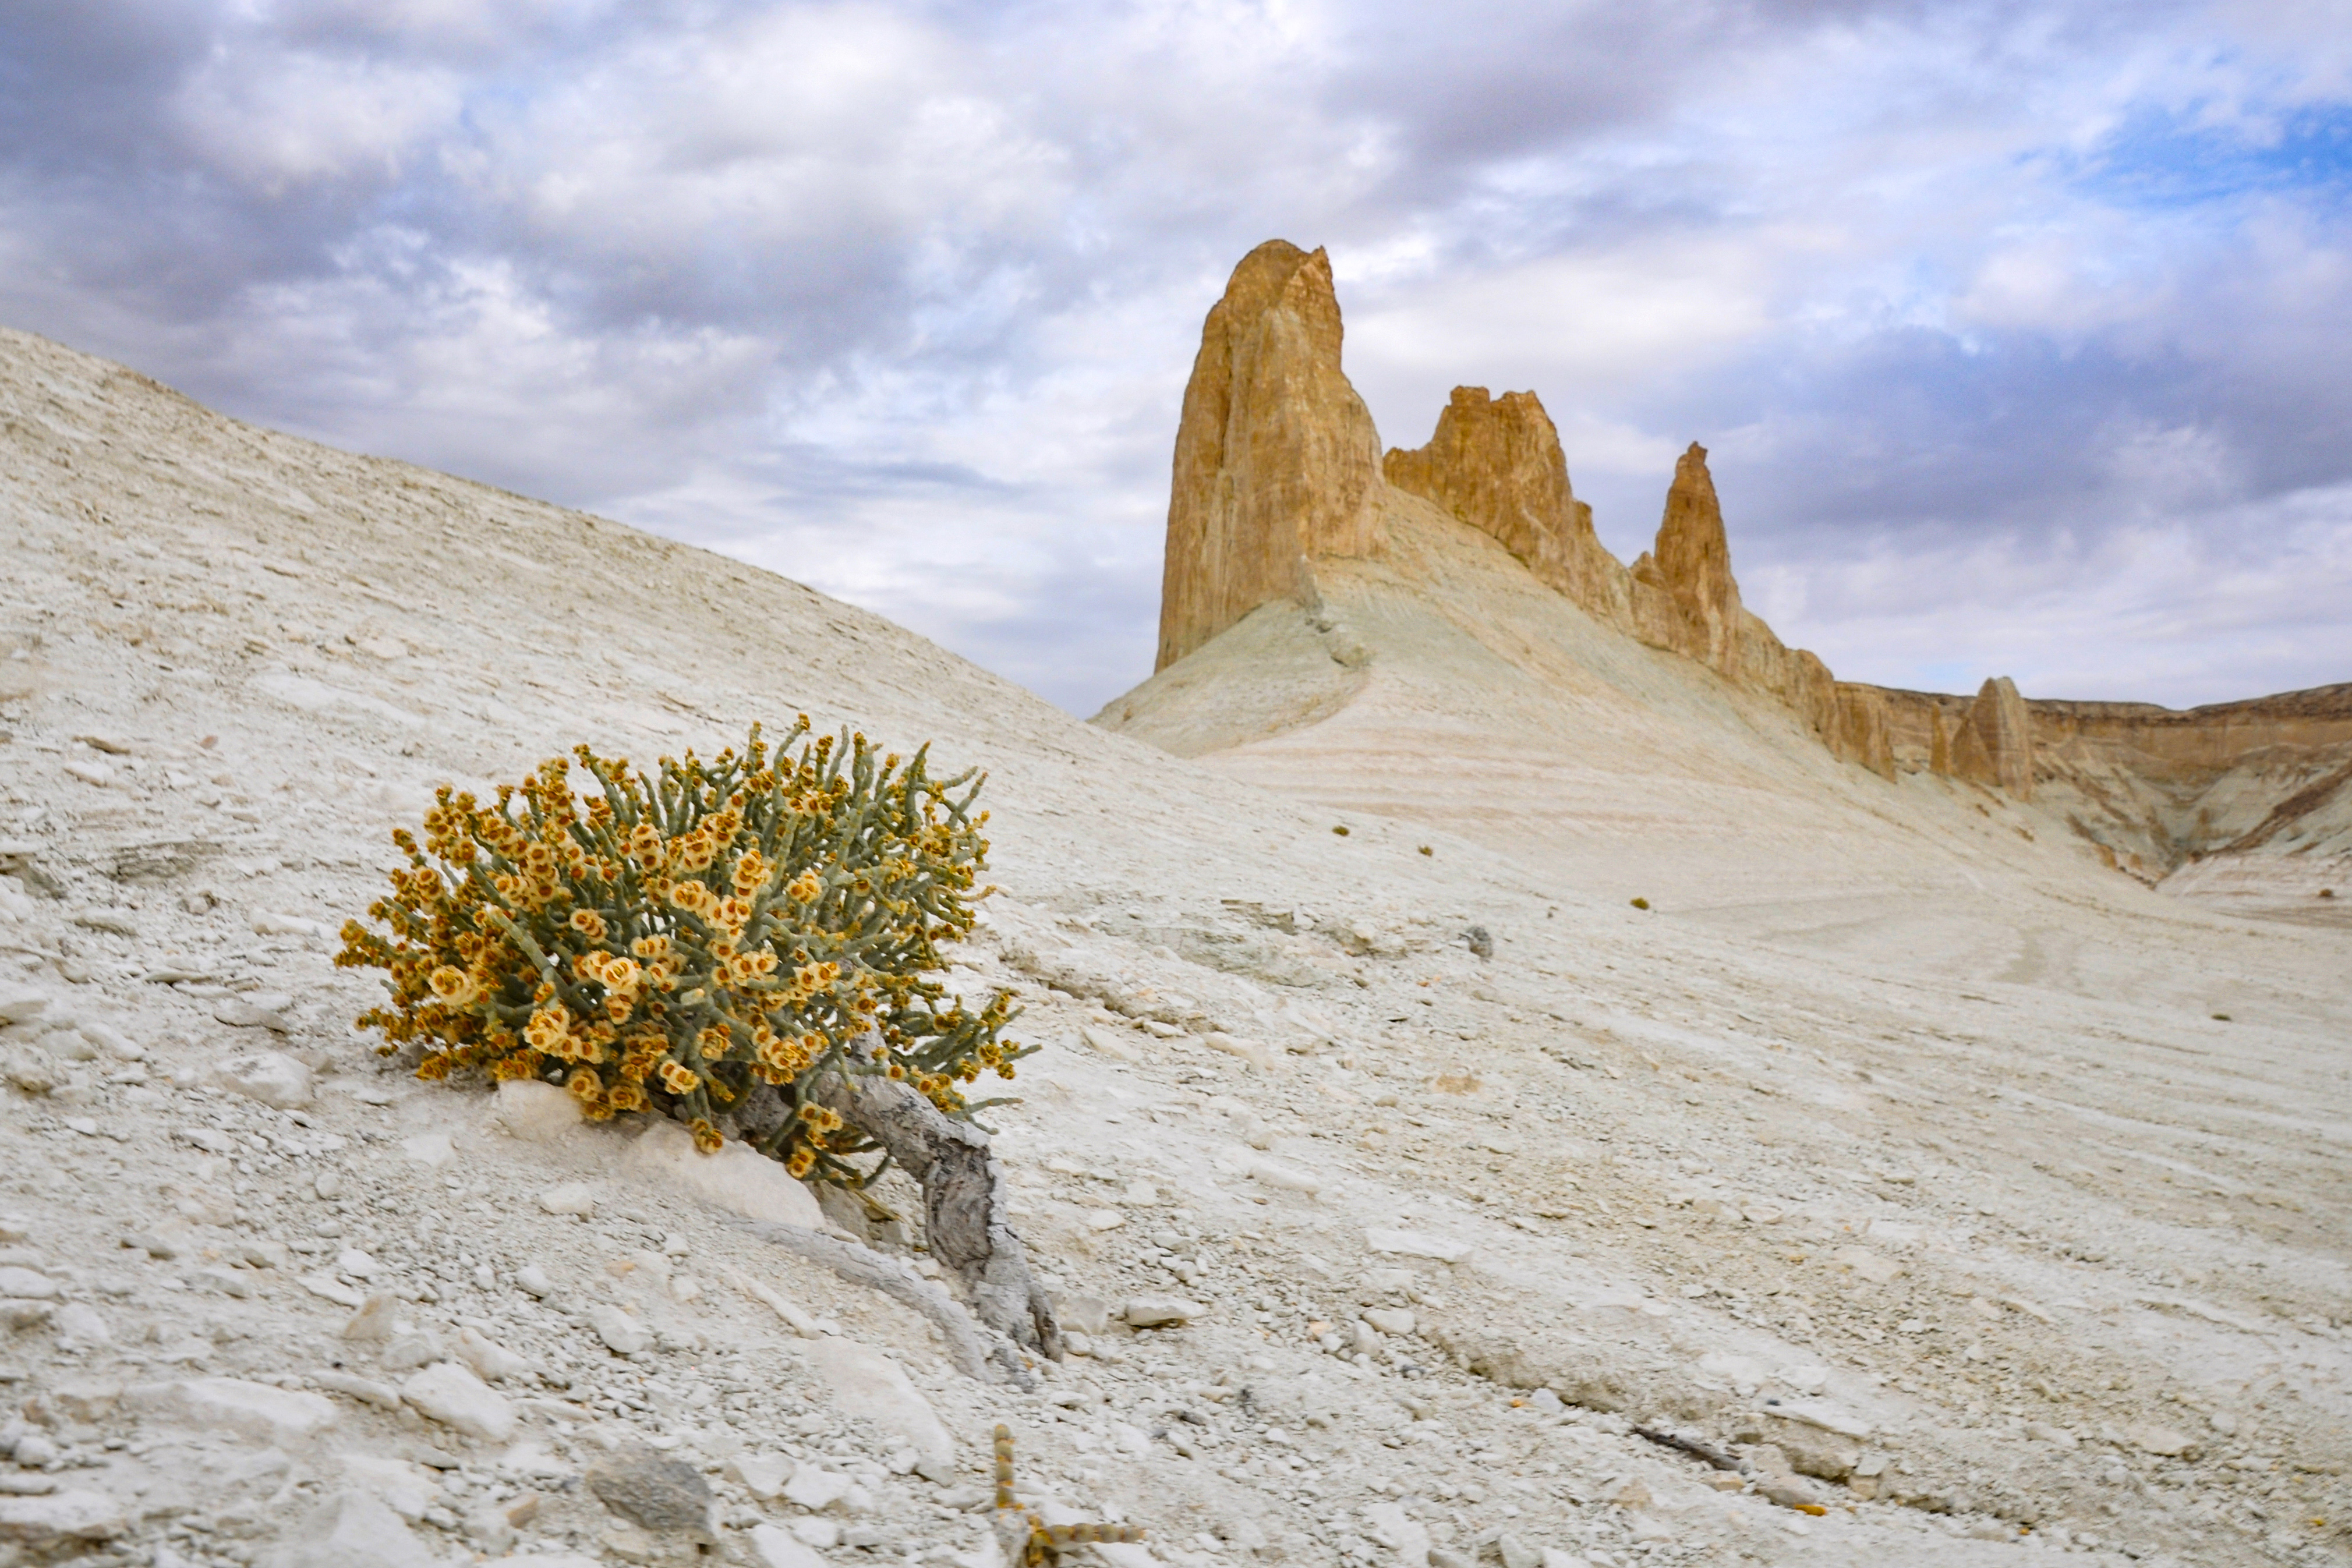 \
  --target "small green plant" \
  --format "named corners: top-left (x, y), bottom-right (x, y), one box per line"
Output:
top-left (1332, 824), bottom-right (1350, 836)
top-left (336, 720), bottom-right (1027, 1184)
top-left (1631, 896), bottom-right (1651, 911)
